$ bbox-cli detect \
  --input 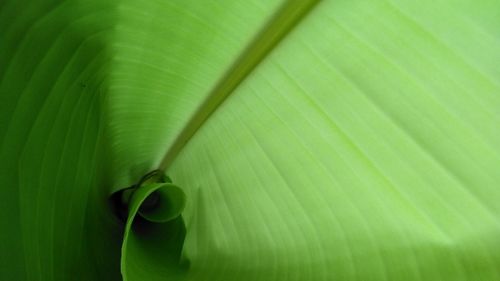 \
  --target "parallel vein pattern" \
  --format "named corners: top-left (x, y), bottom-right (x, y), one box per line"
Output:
top-left (0, 0), bottom-right (286, 280)
top-left (168, 1), bottom-right (500, 280)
